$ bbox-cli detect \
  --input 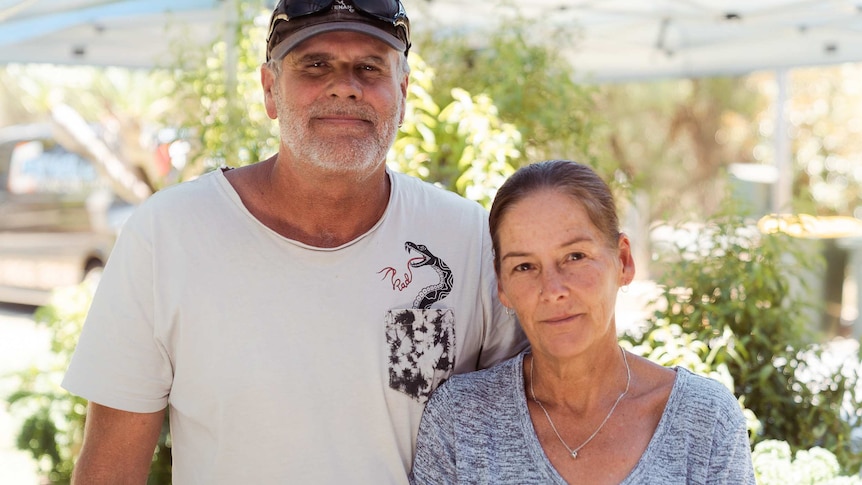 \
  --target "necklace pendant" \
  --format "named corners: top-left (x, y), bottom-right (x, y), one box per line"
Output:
top-left (570, 450), bottom-right (578, 459)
